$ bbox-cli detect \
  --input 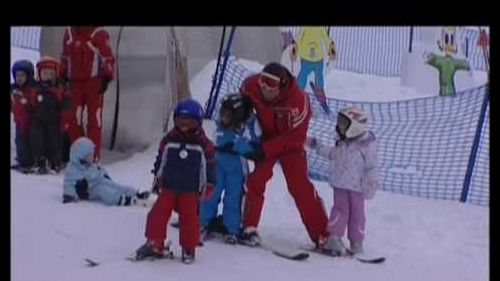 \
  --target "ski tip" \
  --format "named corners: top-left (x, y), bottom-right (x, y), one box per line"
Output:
top-left (84, 258), bottom-right (99, 267)
top-left (355, 255), bottom-right (386, 264)
top-left (271, 250), bottom-right (309, 261)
